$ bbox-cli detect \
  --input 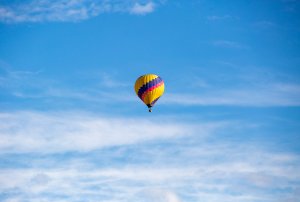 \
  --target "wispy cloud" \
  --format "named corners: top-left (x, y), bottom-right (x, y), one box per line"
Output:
top-left (0, 111), bottom-right (220, 153)
top-left (0, 65), bottom-right (134, 105)
top-left (163, 62), bottom-right (300, 107)
top-left (281, 0), bottom-right (300, 12)
top-left (130, 2), bottom-right (156, 15)
top-left (3, 65), bottom-right (300, 107)
top-left (163, 82), bottom-right (300, 107)
top-left (213, 40), bottom-right (249, 49)
top-left (0, 0), bottom-right (160, 23)
top-left (99, 72), bottom-right (130, 88)
top-left (0, 0), bottom-right (102, 23)
top-left (207, 15), bottom-right (238, 21)
top-left (253, 20), bottom-right (277, 29)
